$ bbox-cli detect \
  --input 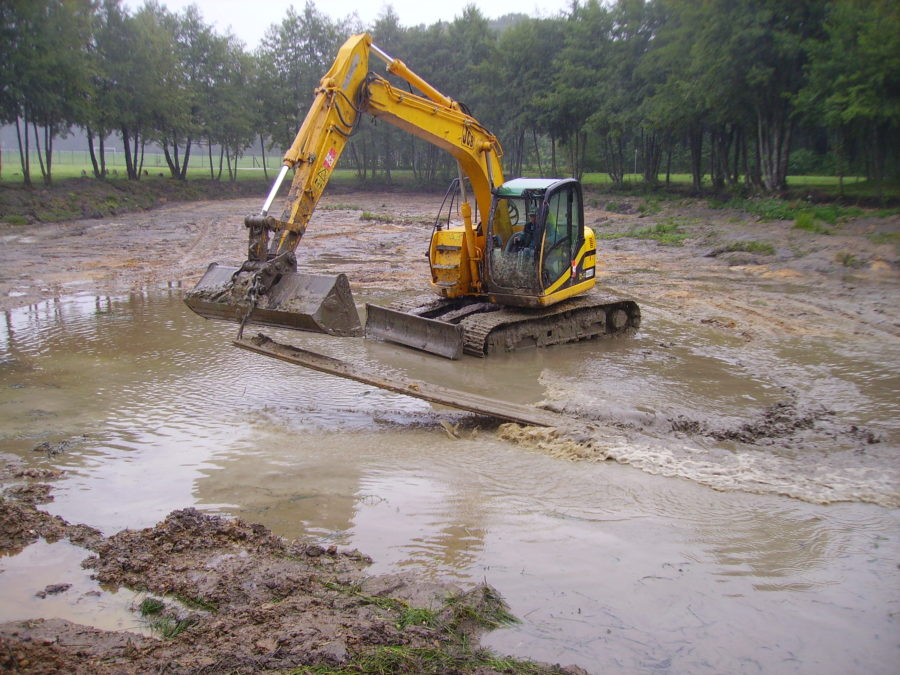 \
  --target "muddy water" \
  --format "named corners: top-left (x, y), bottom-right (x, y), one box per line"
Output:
top-left (1, 290), bottom-right (898, 673)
